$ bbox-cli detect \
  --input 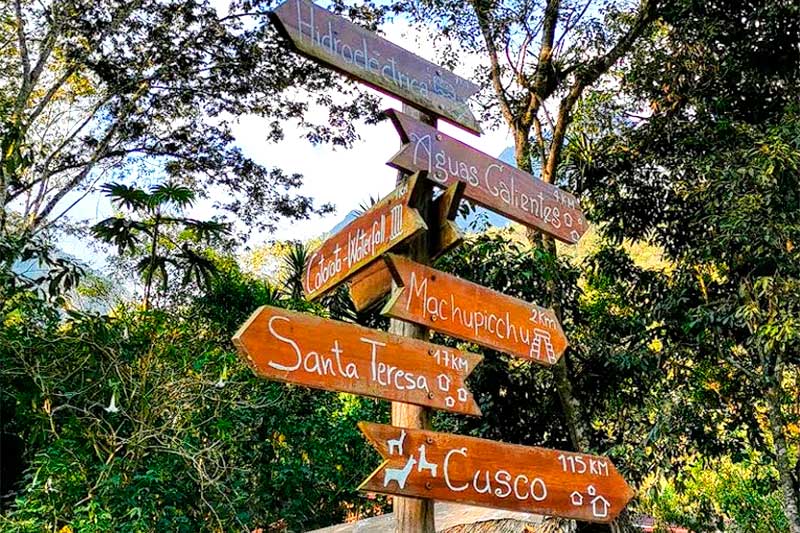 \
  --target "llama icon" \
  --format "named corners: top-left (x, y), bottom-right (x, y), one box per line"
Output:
top-left (416, 445), bottom-right (438, 477)
top-left (387, 430), bottom-right (406, 456)
top-left (384, 456), bottom-right (417, 489)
